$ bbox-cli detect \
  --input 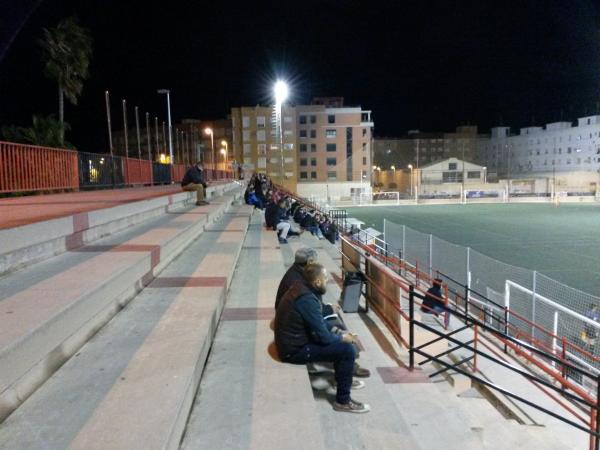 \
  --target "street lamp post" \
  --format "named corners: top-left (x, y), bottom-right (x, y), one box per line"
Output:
top-left (483, 166), bottom-right (487, 184)
top-left (104, 91), bottom-right (114, 158)
top-left (408, 164), bottom-right (414, 197)
top-left (221, 140), bottom-right (228, 171)
top-left (157, 89), bottom-right (174, 167)
top-left (122, 99), bottom-right (129, 158)
top-left (204, 127), bottom-right (214, 171)
top-left (274, 80), bottom-right (289, 186)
